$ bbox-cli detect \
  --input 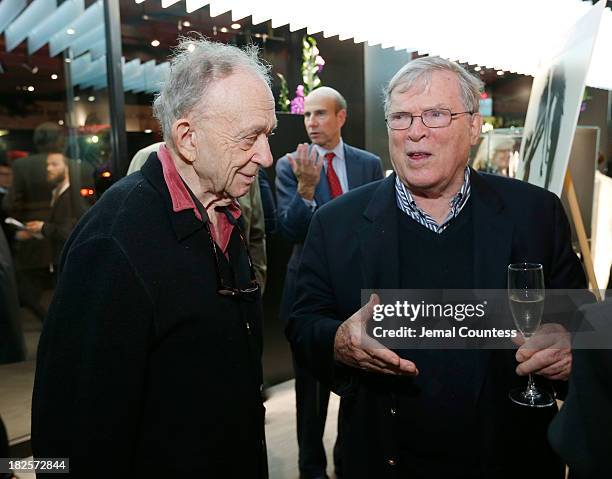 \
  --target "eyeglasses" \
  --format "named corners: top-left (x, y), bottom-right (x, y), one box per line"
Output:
top-left (385, 108), bottom-right (473, 130)
top-left (204, 219), bottom-right (260, 299)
